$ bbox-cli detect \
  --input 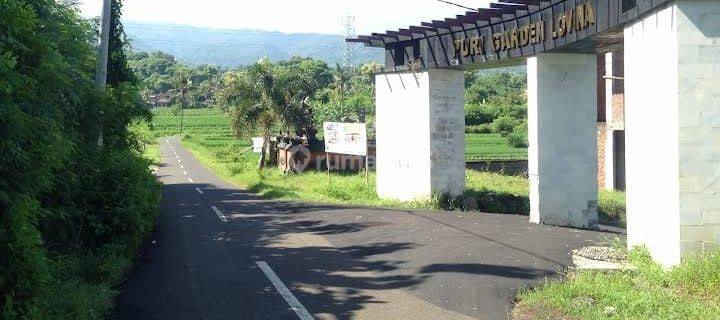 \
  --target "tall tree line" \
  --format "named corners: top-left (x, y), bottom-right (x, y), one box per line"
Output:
top-left (0, 1), bottom-right (160, 318)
